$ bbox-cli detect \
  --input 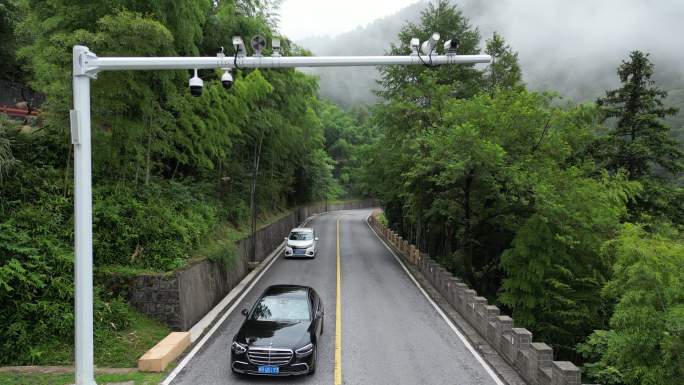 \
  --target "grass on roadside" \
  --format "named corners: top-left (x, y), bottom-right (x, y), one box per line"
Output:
top-left (30, 308), bottom-right (170, 368)
top-left (189, 208), bottom-right (292, 267)
top-left (0, 371), bottom-right (166, 385)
